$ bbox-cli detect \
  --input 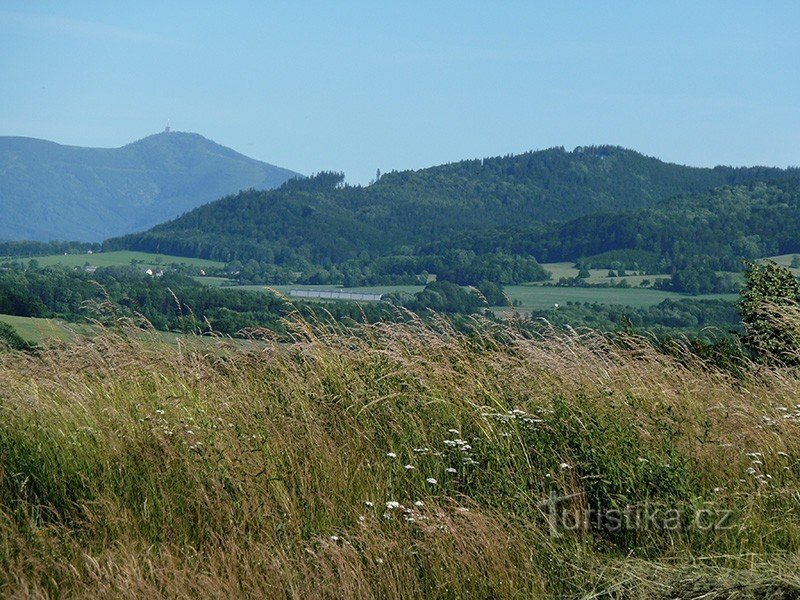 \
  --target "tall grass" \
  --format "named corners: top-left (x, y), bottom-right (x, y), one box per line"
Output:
top-left (1, 315), bottom-right (800, 598)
